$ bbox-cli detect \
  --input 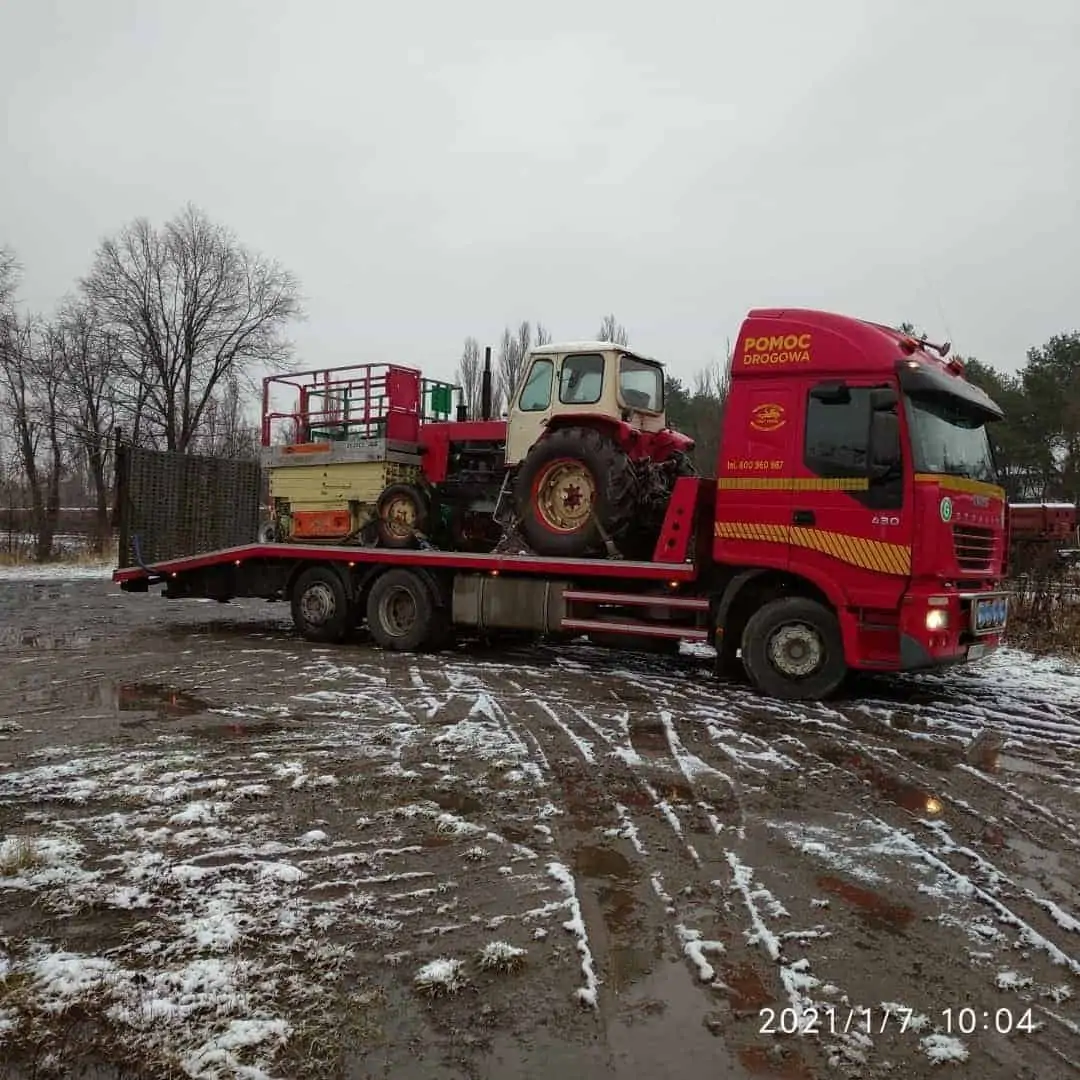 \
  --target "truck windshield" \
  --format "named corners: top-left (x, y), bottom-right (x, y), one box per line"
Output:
top-left (905, 393), bottom-right (998, 484)
top-left (619, 355), bottom-right (663, 411)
